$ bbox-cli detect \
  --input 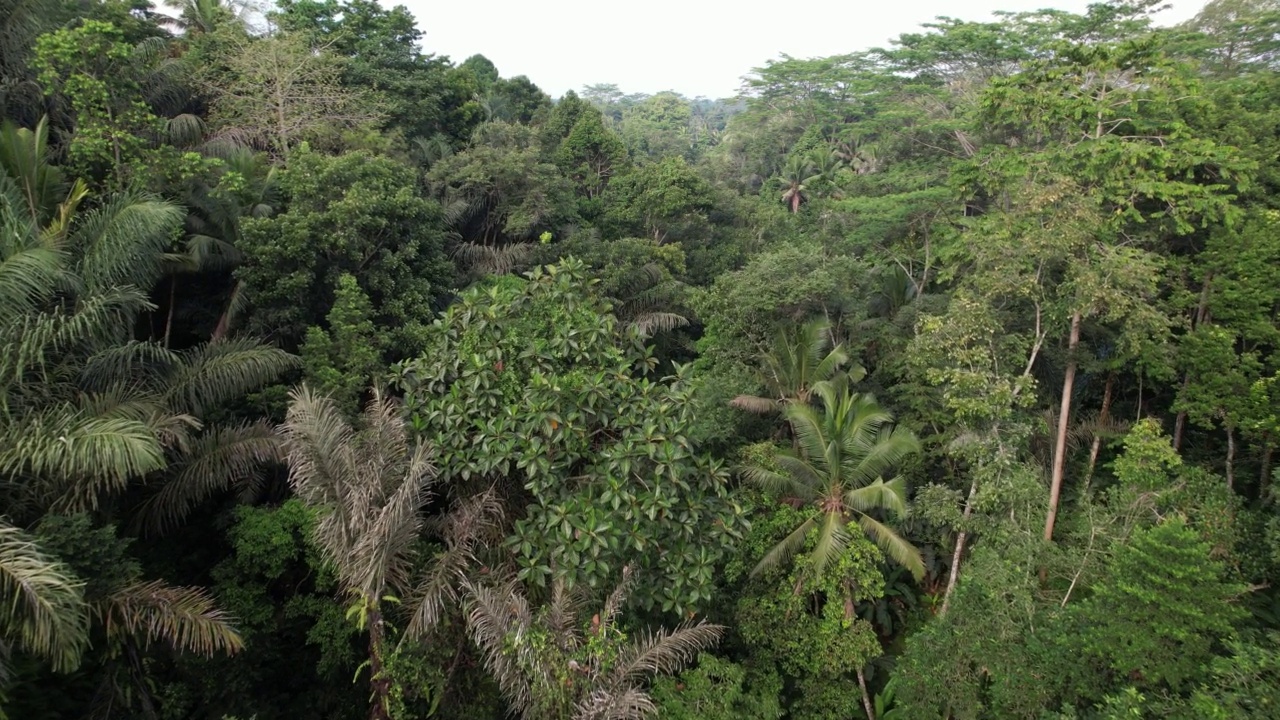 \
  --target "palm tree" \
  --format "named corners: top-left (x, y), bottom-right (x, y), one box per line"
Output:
top-left (742, 381), bottom-right (924, 582)
top-left (464, 569), bottom-right (723, 720)
top-left (162, 0), bottom-right (249, 36)
top-left (88, 575), bottom-right (244, 716)
top-left (611, 261), bottom-right (690, 338)
top-left (779, 154), bottom-right (819, 213)
top-left (0, 122), bottom-right (274, 710)
top-left (807, 147), bottom-right (842, 185)
top-left (731, 317), bottom-right (864, 416)
top-left (278, 386), bottom-right (438, 720)
top-left (176, 146), bottom-right (280, 341)
top-left (0, 169), bottom-right (295, 516)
